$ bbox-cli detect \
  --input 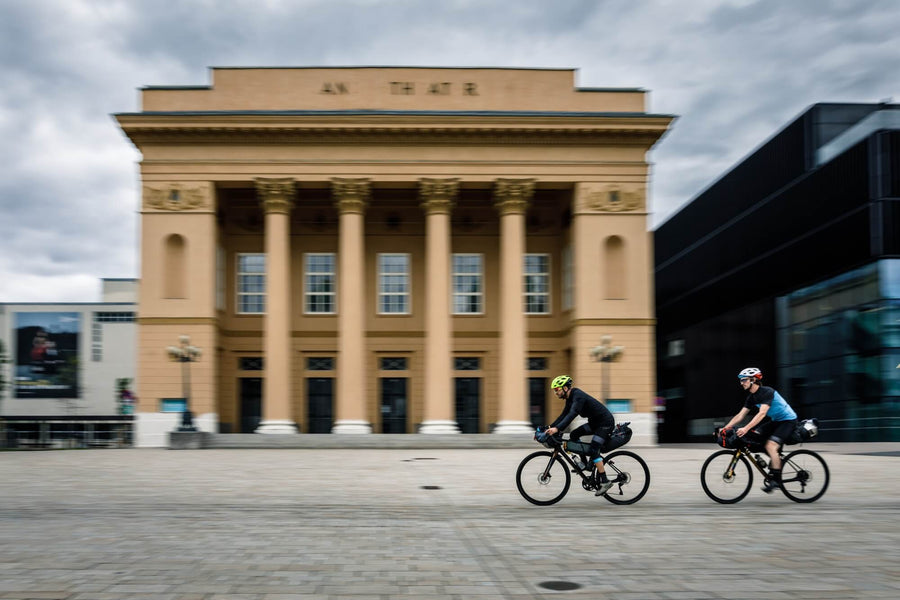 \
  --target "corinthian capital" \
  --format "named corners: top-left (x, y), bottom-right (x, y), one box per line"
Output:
top-left (419, 178), bottom-right (459, 214)
top-left (255, 178), bottom-right (296, 214)
top-left (331, 178), bottom-right (371, 214)
top-left (493, 178), bottom-right (536, 215)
